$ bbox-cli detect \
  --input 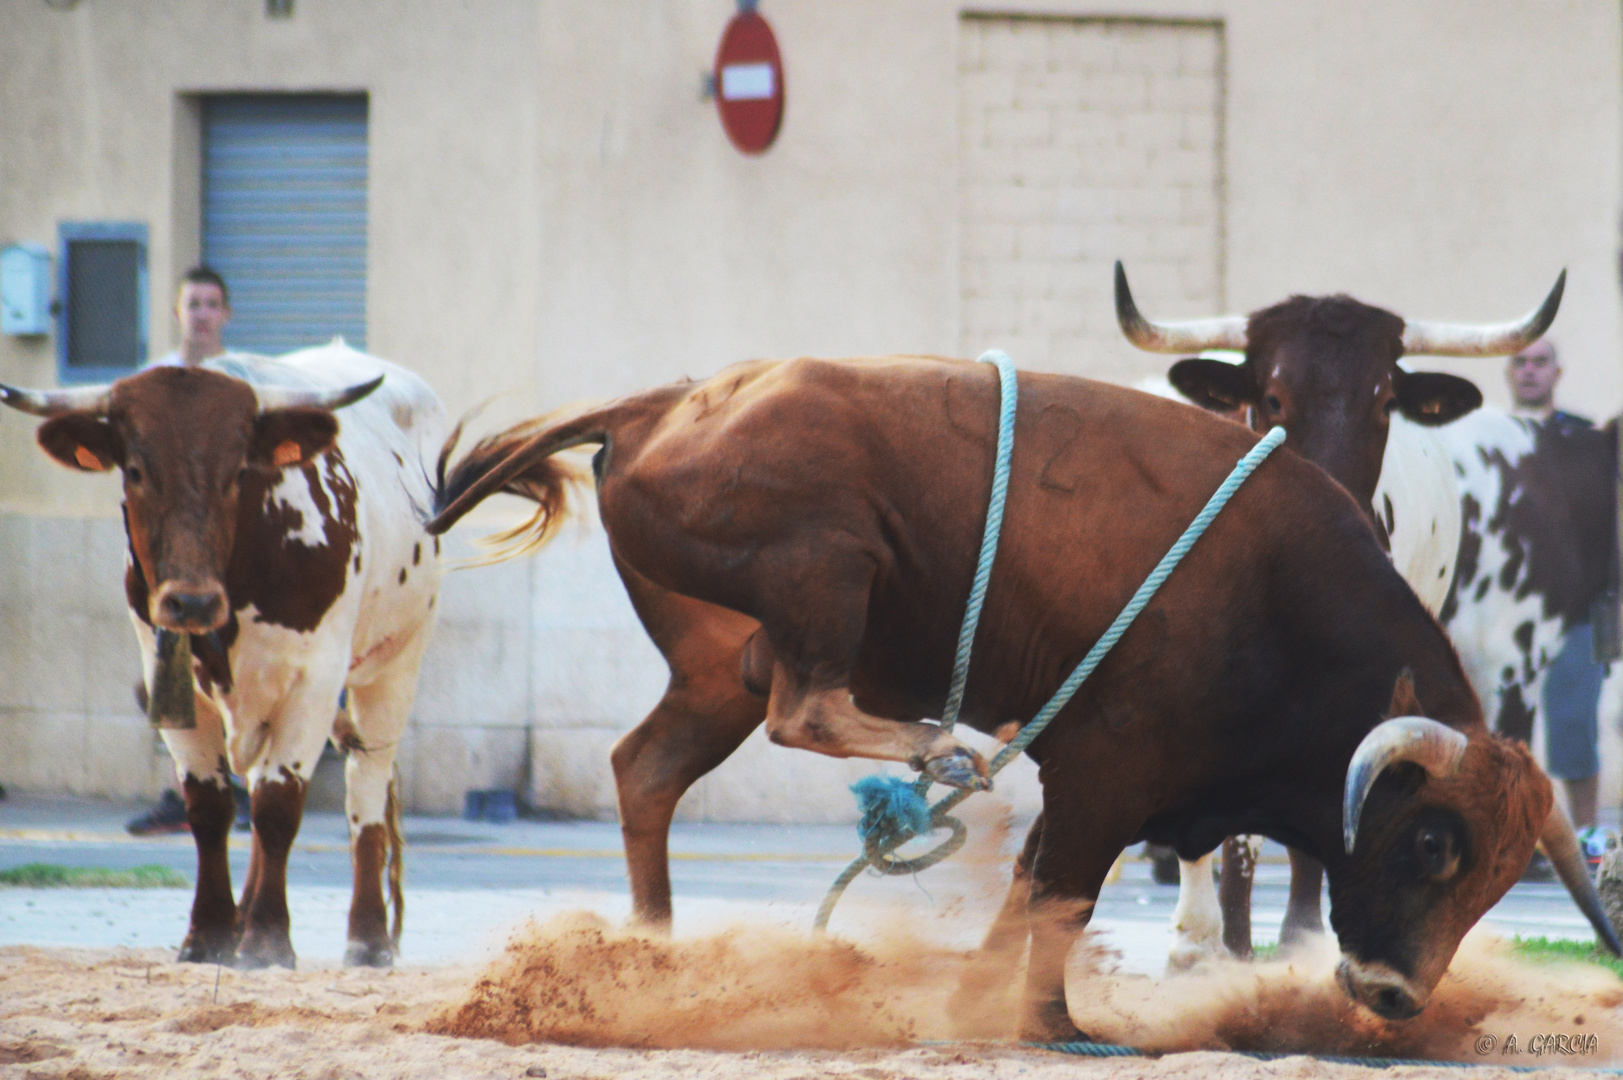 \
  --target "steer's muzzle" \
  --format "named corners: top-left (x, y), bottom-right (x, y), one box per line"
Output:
top-left (1336, 956), bottom-right (1428, 1020)
top-left (152, 582), bottom-right (228, 634)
